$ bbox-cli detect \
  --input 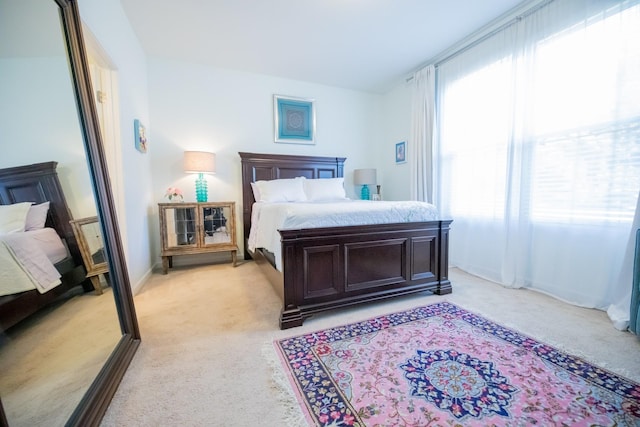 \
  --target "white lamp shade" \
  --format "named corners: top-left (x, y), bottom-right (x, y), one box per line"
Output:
top-left (353, 168), bottom-right (376, 185)
top-left (183, 151), bottom-right (216, 174)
